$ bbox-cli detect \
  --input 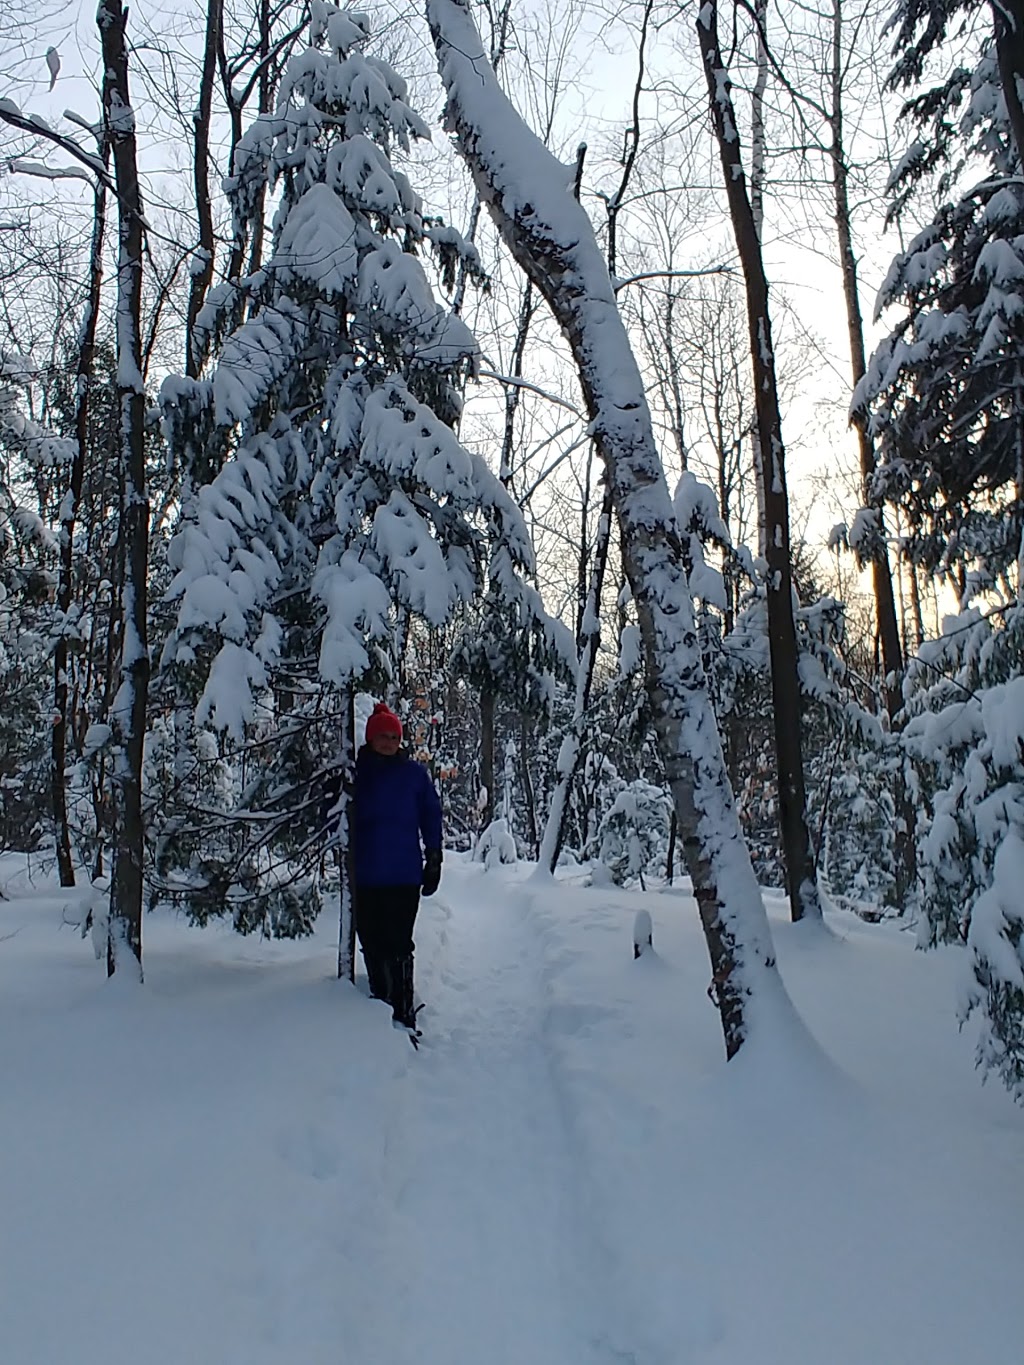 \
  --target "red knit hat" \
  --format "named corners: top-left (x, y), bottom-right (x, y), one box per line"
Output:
top-left (365, 701), bottom-right (402, 744)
